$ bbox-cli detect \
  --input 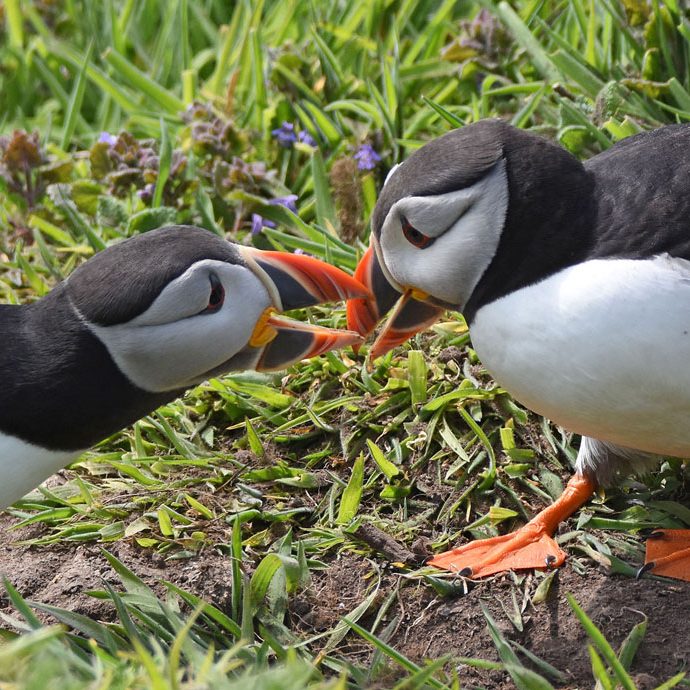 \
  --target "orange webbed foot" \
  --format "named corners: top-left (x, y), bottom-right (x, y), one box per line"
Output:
top-left (430, 474), bottom-right (596, 579)
top-left (429, 526), bottom-right (567, 577)
top-left (640, 529), bottom-right (690, 582)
